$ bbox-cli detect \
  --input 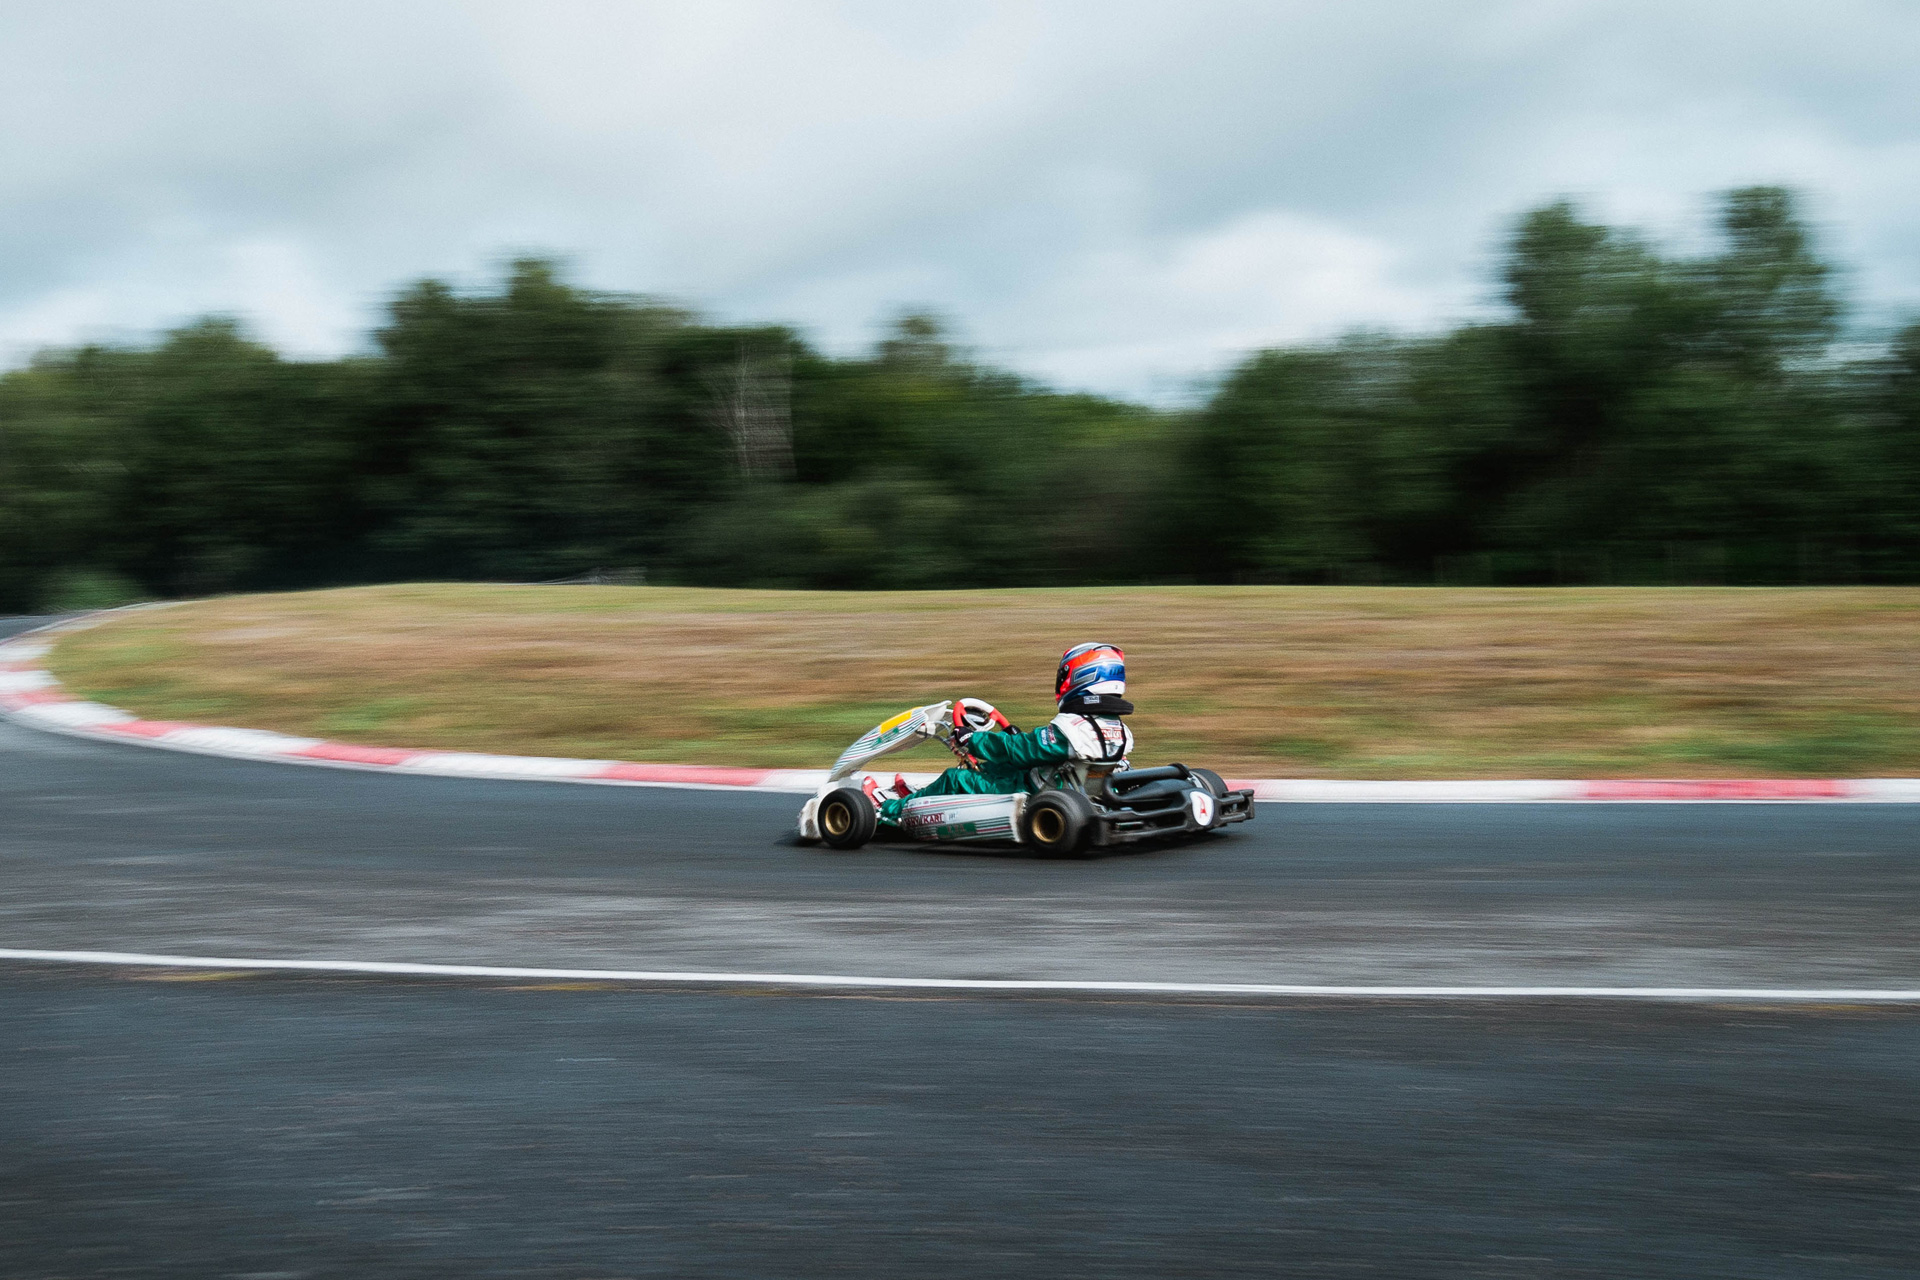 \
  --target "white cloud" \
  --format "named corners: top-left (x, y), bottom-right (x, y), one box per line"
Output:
top-left (1, 0), bottom-right (1917, 401)
top-left (982, 211), bottom-right (1448, 401)
top-left (0, 235), bottom-right (364, 367)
